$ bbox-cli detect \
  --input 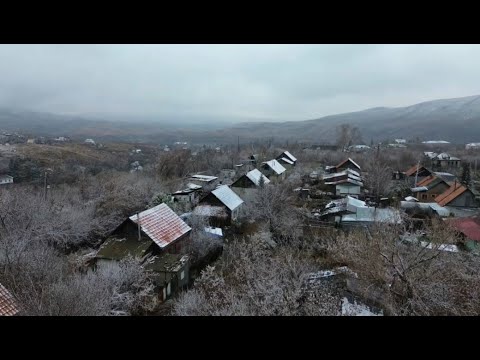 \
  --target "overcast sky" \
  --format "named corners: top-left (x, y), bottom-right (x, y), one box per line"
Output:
top-left (1, 44), bottom-right (480, 122)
